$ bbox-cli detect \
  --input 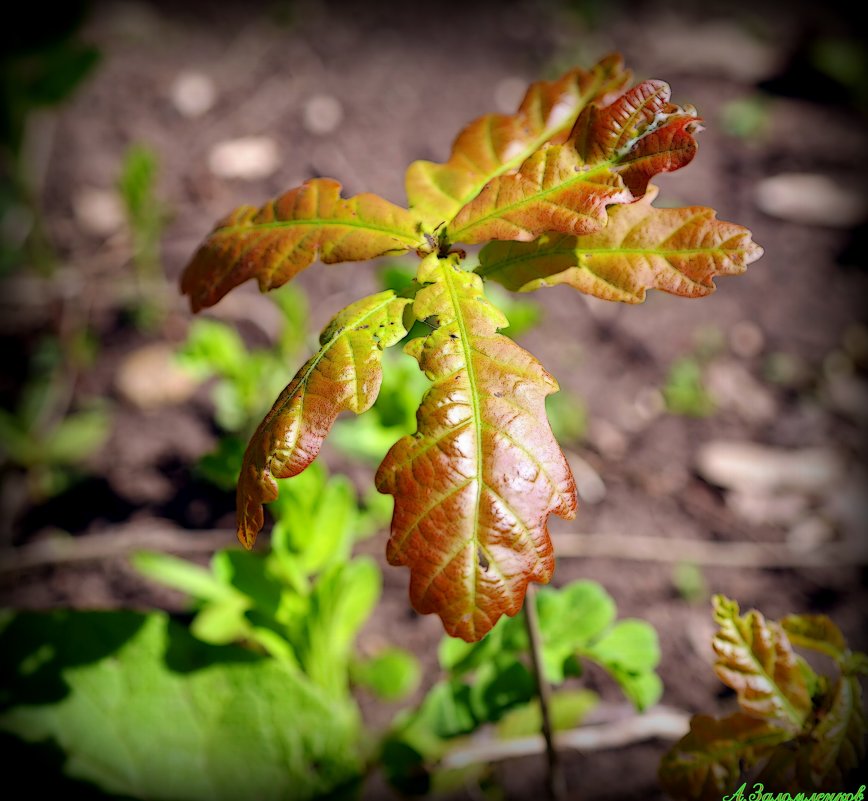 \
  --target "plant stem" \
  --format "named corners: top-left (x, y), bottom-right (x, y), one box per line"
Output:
top-left (523, 583), bottom-right (567, 801)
